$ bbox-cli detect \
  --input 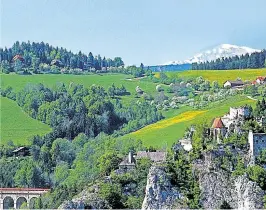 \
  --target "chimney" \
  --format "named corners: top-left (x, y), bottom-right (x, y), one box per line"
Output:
top-left (128, 151), bottom-right (133, 163)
